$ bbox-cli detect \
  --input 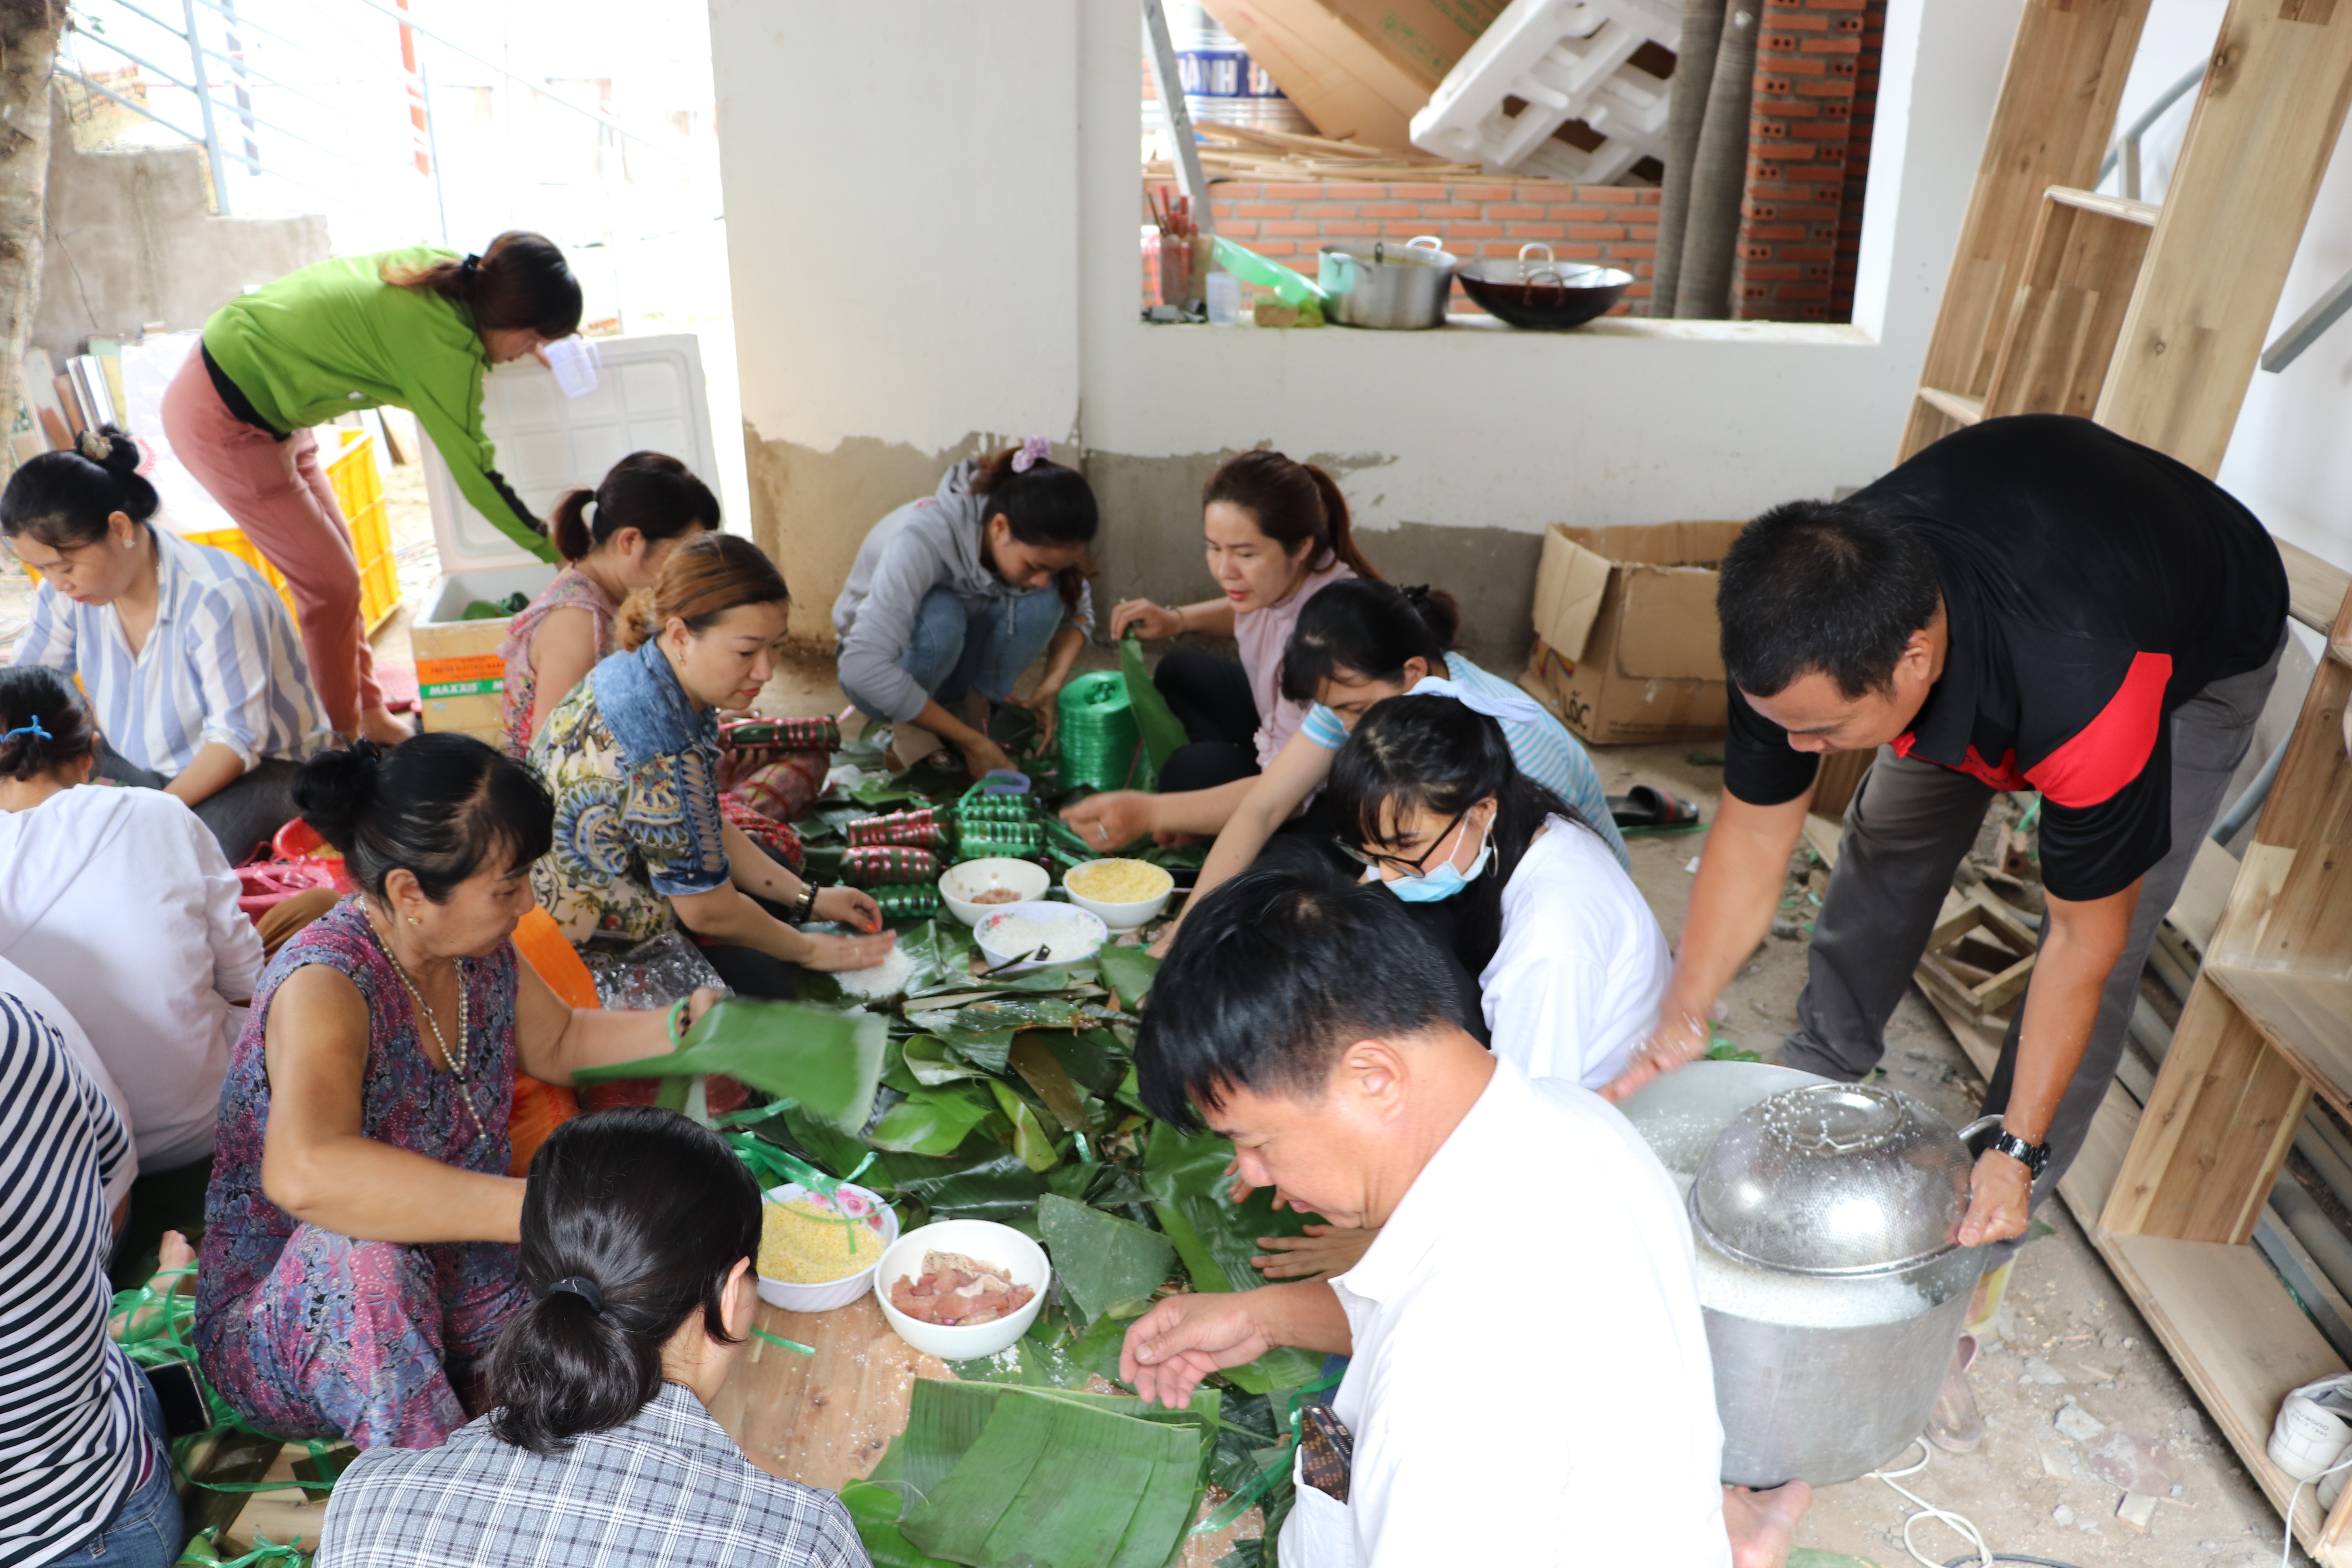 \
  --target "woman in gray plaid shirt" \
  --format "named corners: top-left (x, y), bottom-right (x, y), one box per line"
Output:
top-left (315, 1107), bottom-right (868, 1567)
